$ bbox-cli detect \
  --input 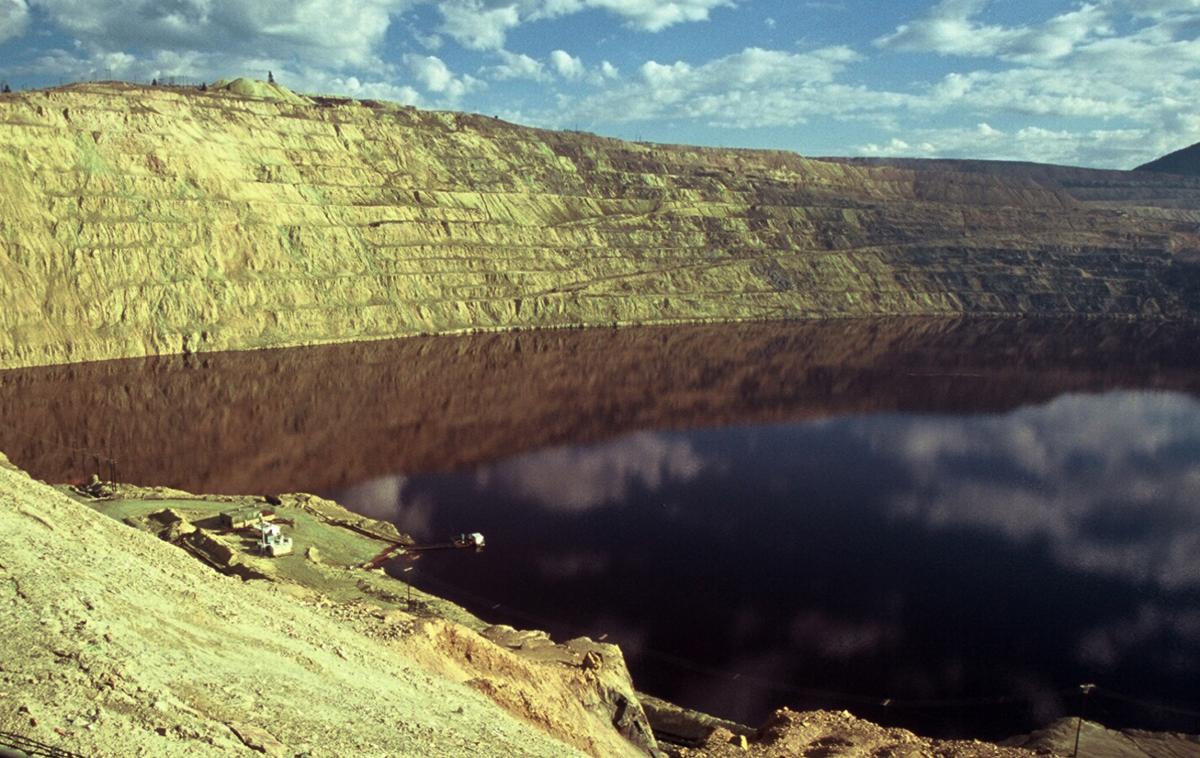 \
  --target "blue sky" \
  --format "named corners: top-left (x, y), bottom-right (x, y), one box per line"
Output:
top-left (1, 0), bottom-right (1198, 168)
